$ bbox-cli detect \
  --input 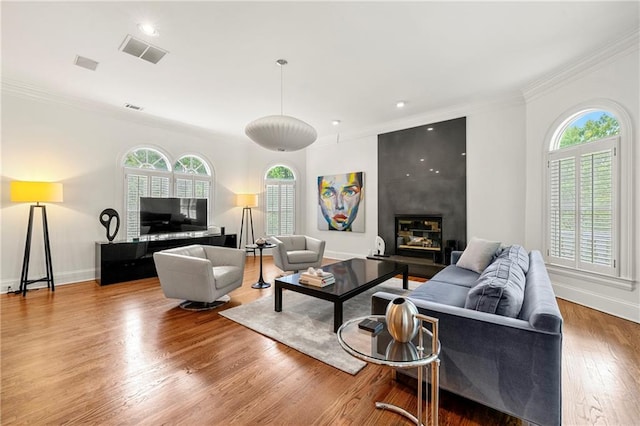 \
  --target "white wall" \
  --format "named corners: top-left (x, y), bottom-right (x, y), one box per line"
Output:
top-left (305, 98), bottom-right (528, 260)
top-left (1, 92), bottom-right (252, 290)
top-left (306, 133), bottom-right (378, 259)
top-left (524, 48), bottom-right (639, 322)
